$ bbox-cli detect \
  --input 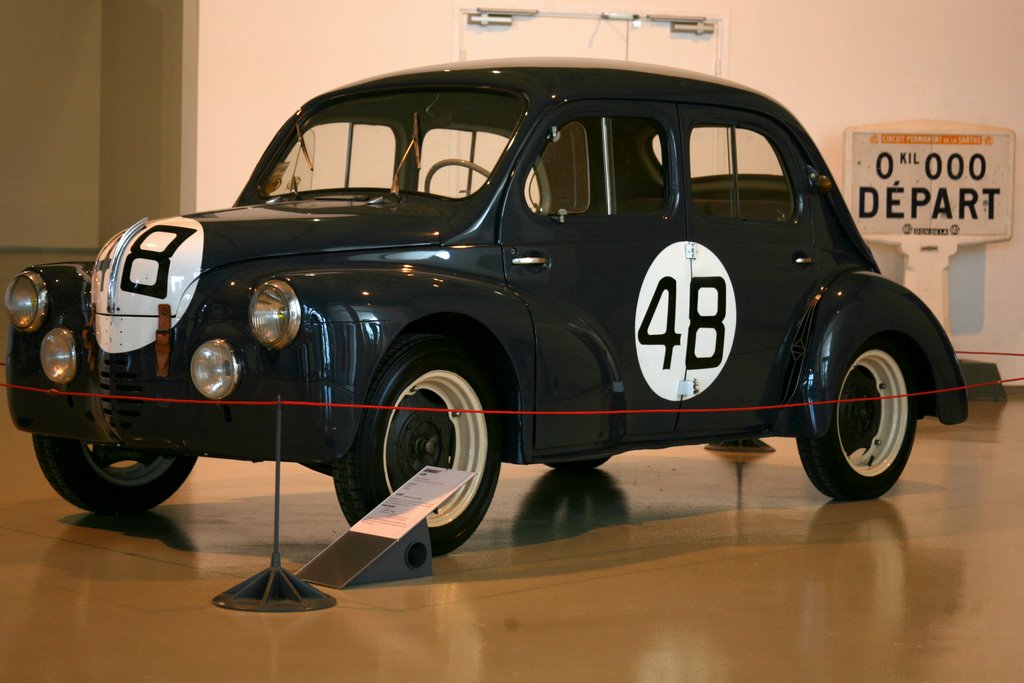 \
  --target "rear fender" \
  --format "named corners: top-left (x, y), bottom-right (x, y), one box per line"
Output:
top-left (778, 270), bottom-right (967, 438)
